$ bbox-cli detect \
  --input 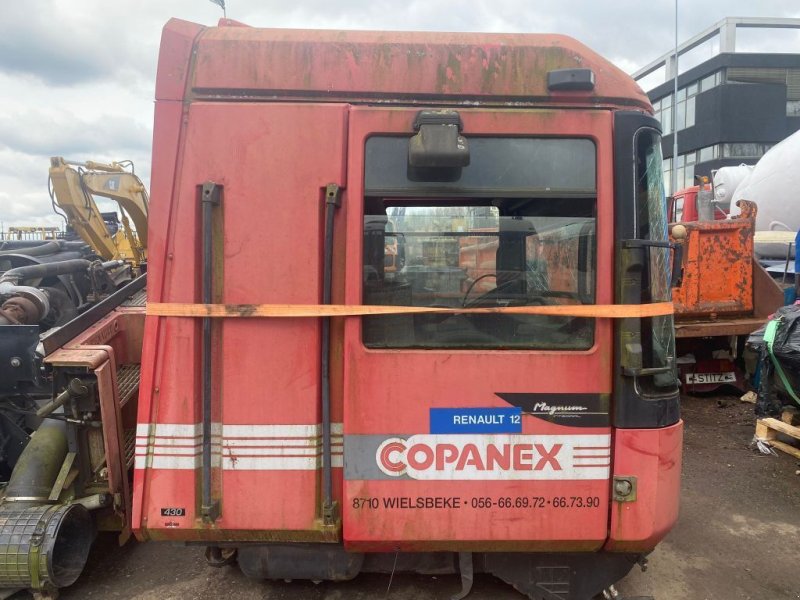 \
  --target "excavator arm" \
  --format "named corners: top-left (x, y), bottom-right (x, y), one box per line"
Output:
top-left (48, 157), bottom-right (149, 266)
